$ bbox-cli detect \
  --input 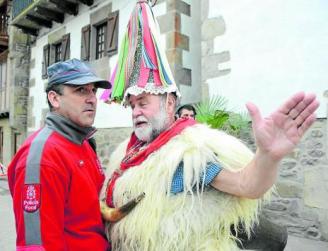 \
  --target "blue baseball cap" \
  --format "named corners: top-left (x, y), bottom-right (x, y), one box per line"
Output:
top-left (47, 58), bottom-right (111, 89)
